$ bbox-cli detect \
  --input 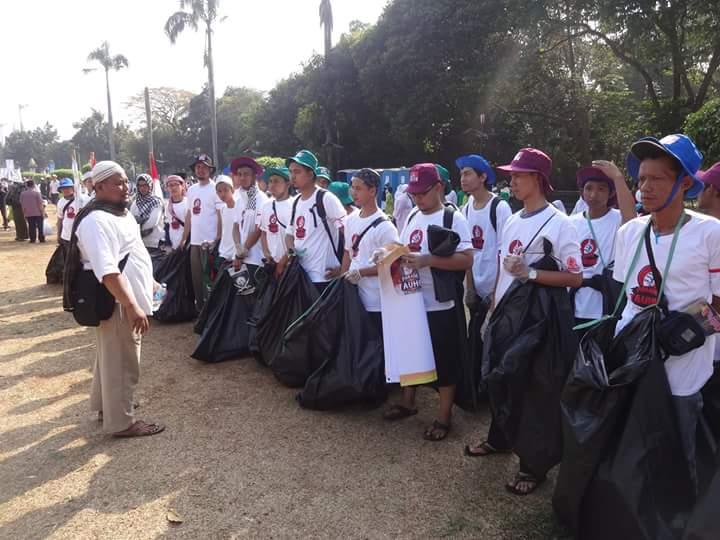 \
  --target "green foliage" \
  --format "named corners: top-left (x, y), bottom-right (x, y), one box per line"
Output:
top-left (256, 156), bottom-right (285, 168)
top-left (684, 98), bottom-right (720, 165)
